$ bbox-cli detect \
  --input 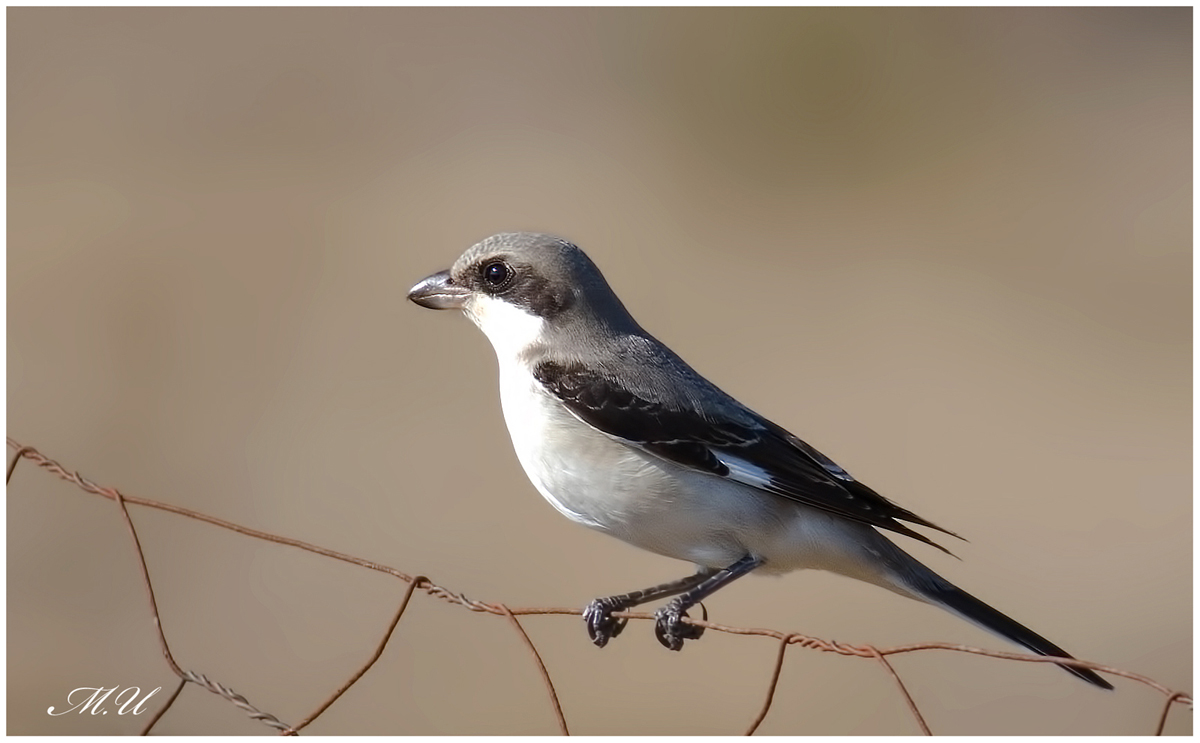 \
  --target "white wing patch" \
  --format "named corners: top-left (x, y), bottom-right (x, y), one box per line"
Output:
top-left (719, 453), bottom-right (777, 491)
